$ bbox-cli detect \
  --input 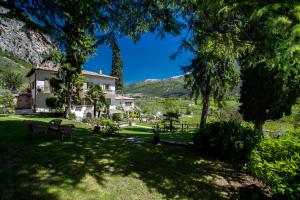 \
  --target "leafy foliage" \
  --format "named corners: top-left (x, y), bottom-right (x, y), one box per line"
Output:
top-left (112, 113), bottom-right (124, 122)
top-left (110, 40), bottom-right (124, 92)
top-left (67, 113), bottom-right (76, 120)
top-left (239, 61), bottom-right (300, 133)
top-left (0, 91), bottom-right (15, 114)
top-left (99, 117), bottom-right (119, 135)
top-left (180, 1), bottom-right (243, 128)
top-left (86, 84), bottom-right (107, 118)
top-left (0, 71), bottom-right (24, 91)
top-left (245, 132), bottom-right (300, 199)
top-left (193, 121), bottom-right (261, 161)
top-left (45, 96), bottom-right (62, 111)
